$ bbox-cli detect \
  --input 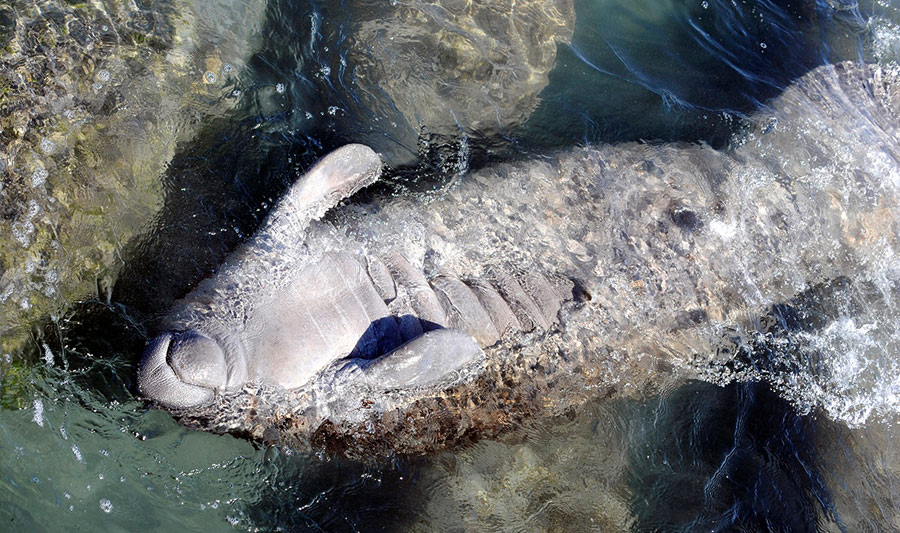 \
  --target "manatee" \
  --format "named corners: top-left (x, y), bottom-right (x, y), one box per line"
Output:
top-left (138, 62), bottom-right (900, 457)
